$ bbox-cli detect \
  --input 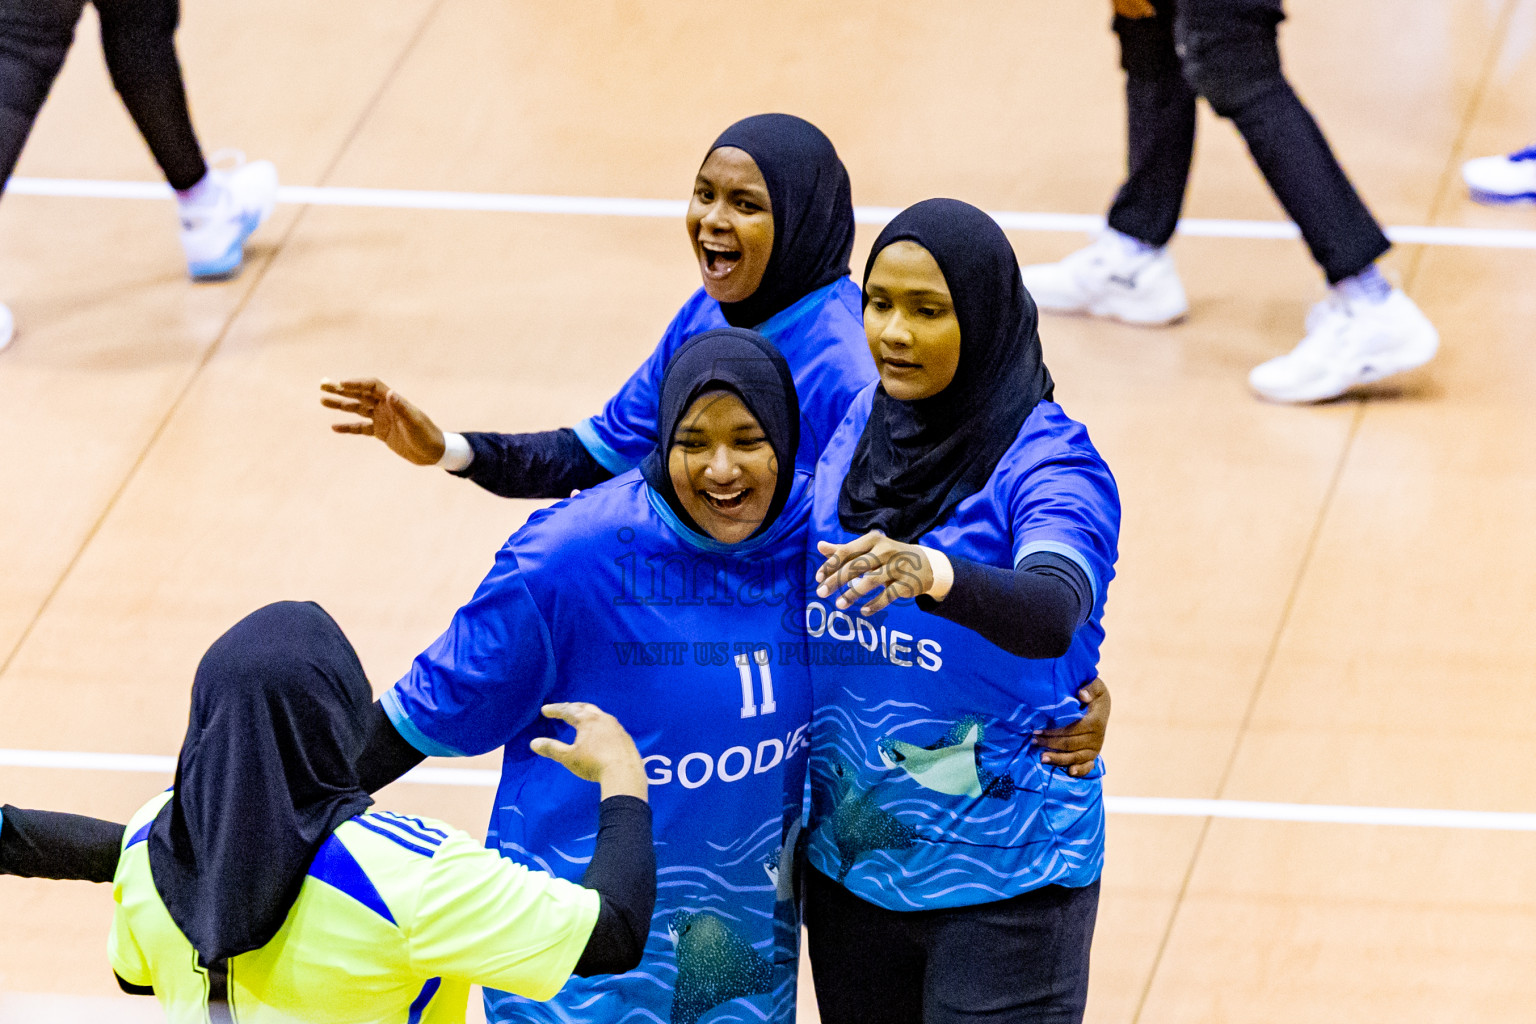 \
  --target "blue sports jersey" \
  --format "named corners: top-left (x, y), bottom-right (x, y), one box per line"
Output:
top-left (804, 384), bottom-right (1120, 911)
top-left (573, 277), bottom-right (875, 477)
top-left (385, 470), bottom-right (814, 1024)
